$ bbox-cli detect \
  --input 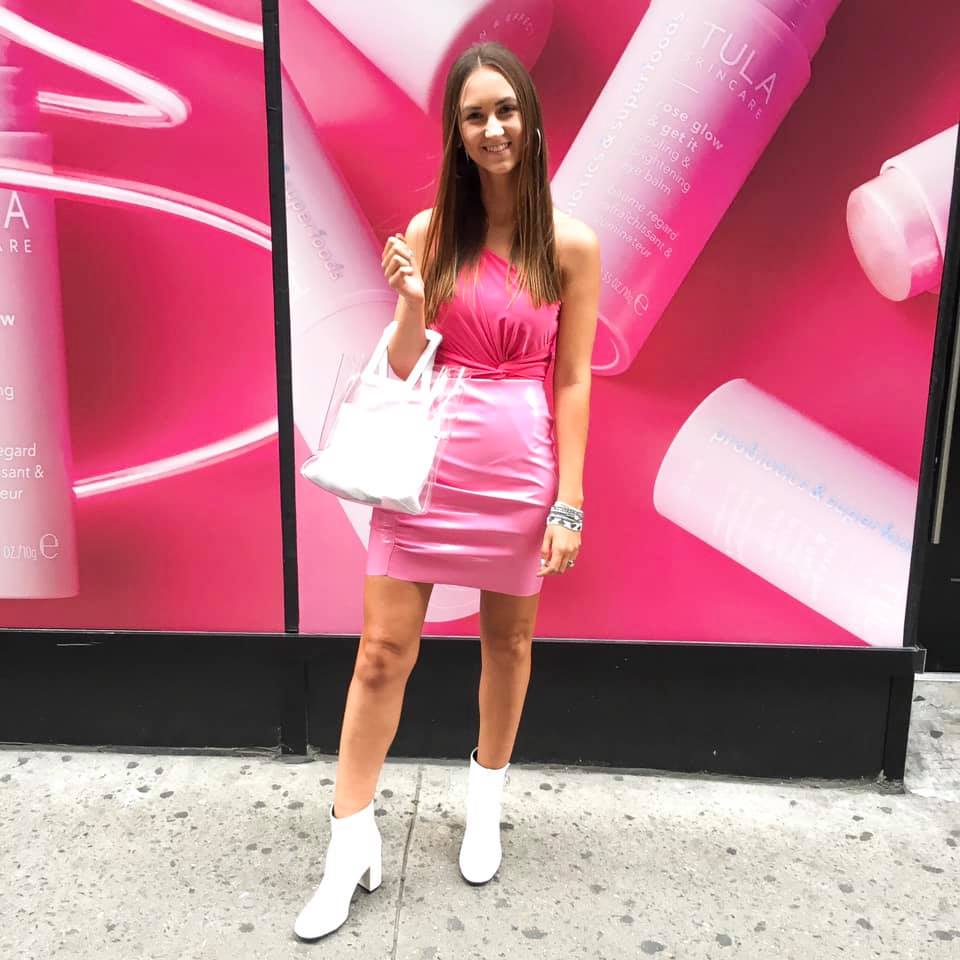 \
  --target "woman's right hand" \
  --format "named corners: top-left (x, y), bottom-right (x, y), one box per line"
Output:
top-left (382, 233), bottom-right (425, 304)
